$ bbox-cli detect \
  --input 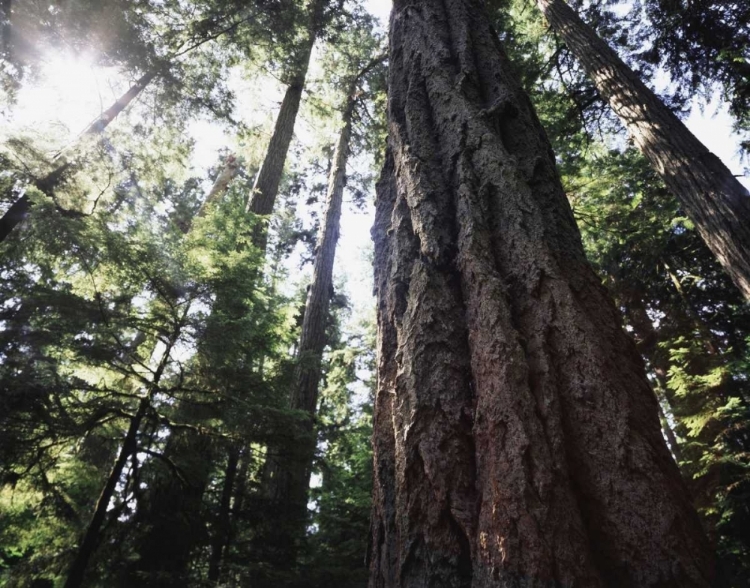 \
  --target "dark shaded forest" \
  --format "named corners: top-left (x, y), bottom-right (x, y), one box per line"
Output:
top-left (0, 0), bottom-right (748, 586)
